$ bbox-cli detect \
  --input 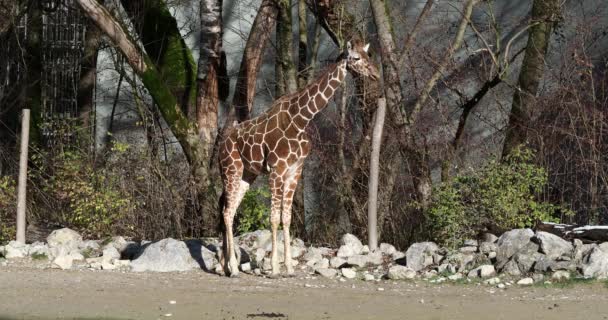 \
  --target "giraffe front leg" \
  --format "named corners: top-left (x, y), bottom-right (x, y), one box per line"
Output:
top-left (282, 164), bottom-right (303, 277)
top-left (269, 171), bottom-right (283, 278)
